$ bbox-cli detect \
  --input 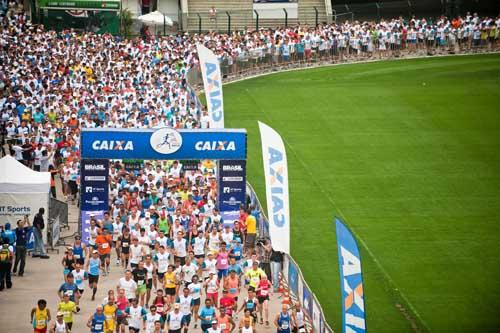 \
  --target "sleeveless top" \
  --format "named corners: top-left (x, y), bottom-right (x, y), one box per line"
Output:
top-left (54, 320), bottom-right (67, 333)
top-left (277, 312), bottom-right (291, 333)
top-left (33, 307), bottom-right (48, 329)
top-left (73, 244), bottom-right (84, 261)
top-left (91, 312), bottom-right (106, 332)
